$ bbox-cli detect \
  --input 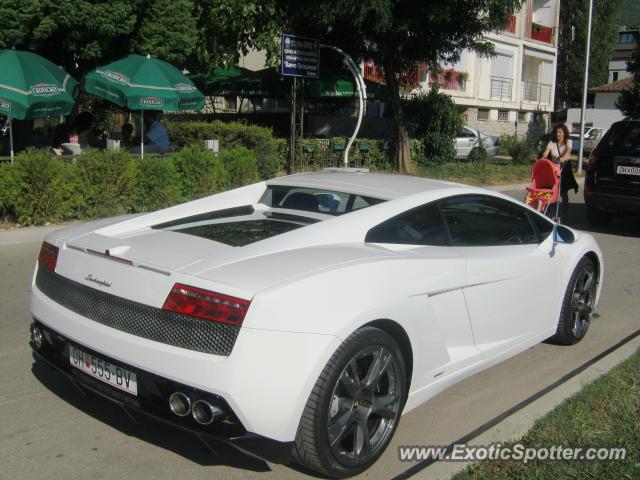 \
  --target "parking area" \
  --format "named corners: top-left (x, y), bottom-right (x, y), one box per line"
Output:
top-left (1, 188), bottom-right (639, 480)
